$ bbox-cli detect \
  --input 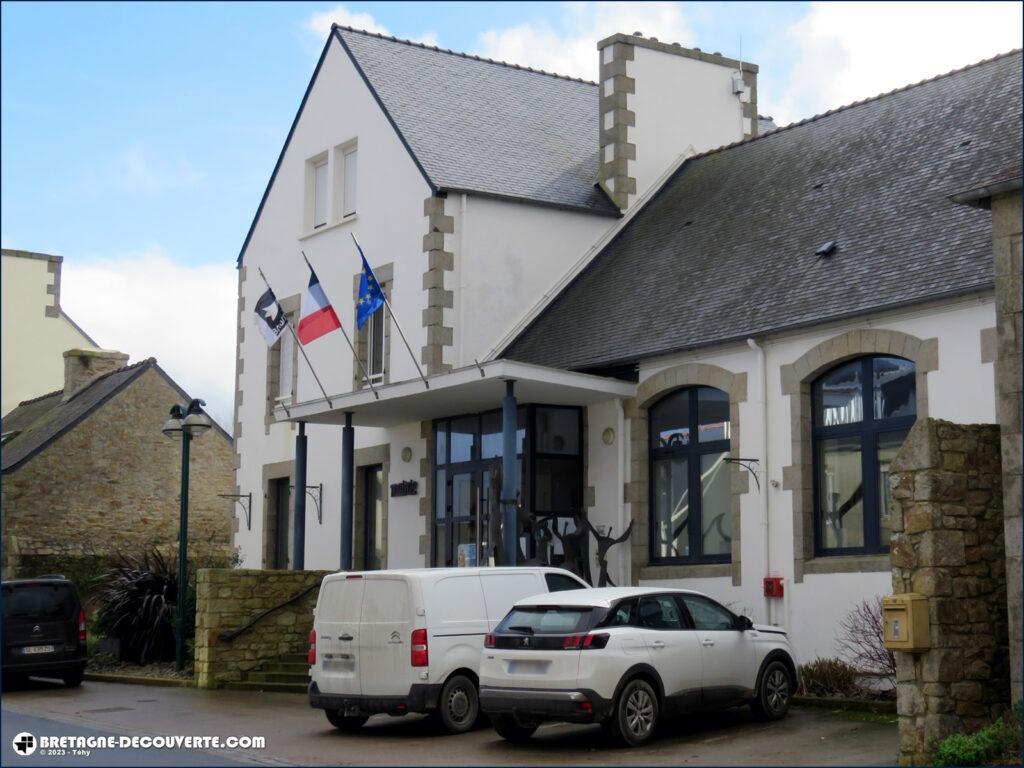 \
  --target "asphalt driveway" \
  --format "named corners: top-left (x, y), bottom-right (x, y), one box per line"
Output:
top-left (1, 679), bottom-right (897, 766)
